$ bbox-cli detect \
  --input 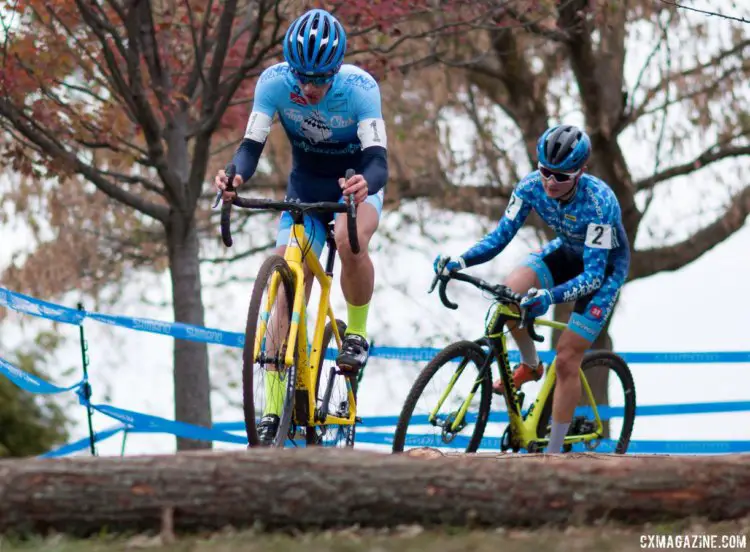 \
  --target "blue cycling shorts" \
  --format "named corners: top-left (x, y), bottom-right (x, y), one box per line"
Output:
top-left (275, 171), bottom-right (385, 257)
top-left (523, 245), bottom-right (622, 342)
